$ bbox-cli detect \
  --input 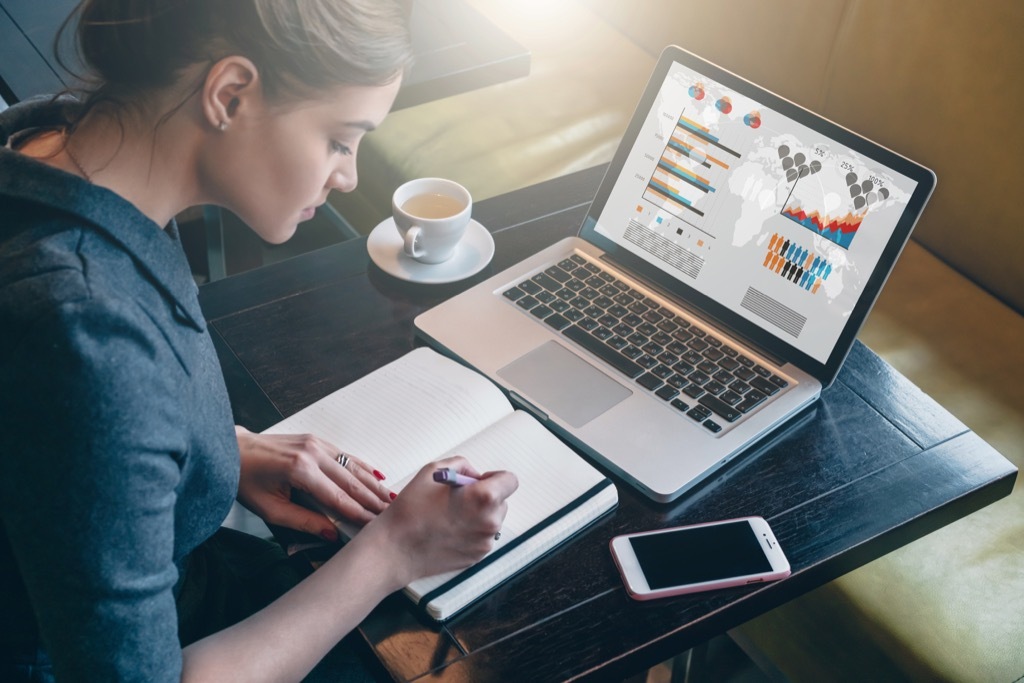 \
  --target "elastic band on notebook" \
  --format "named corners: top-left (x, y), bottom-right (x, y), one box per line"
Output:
top-left (417, 478), bottom-right (614, 613)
